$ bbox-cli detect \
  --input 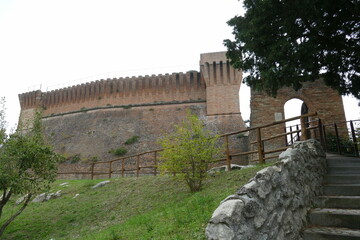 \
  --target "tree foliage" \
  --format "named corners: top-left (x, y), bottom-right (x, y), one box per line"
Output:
top-left (0, 98), bottom-right (6, 144)
top-left (224, 0), bottom-right (360, 99)
top-left (158, 113), bottom-right (223, 192)
top-left (0, 108), bottom-right (62, 237)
